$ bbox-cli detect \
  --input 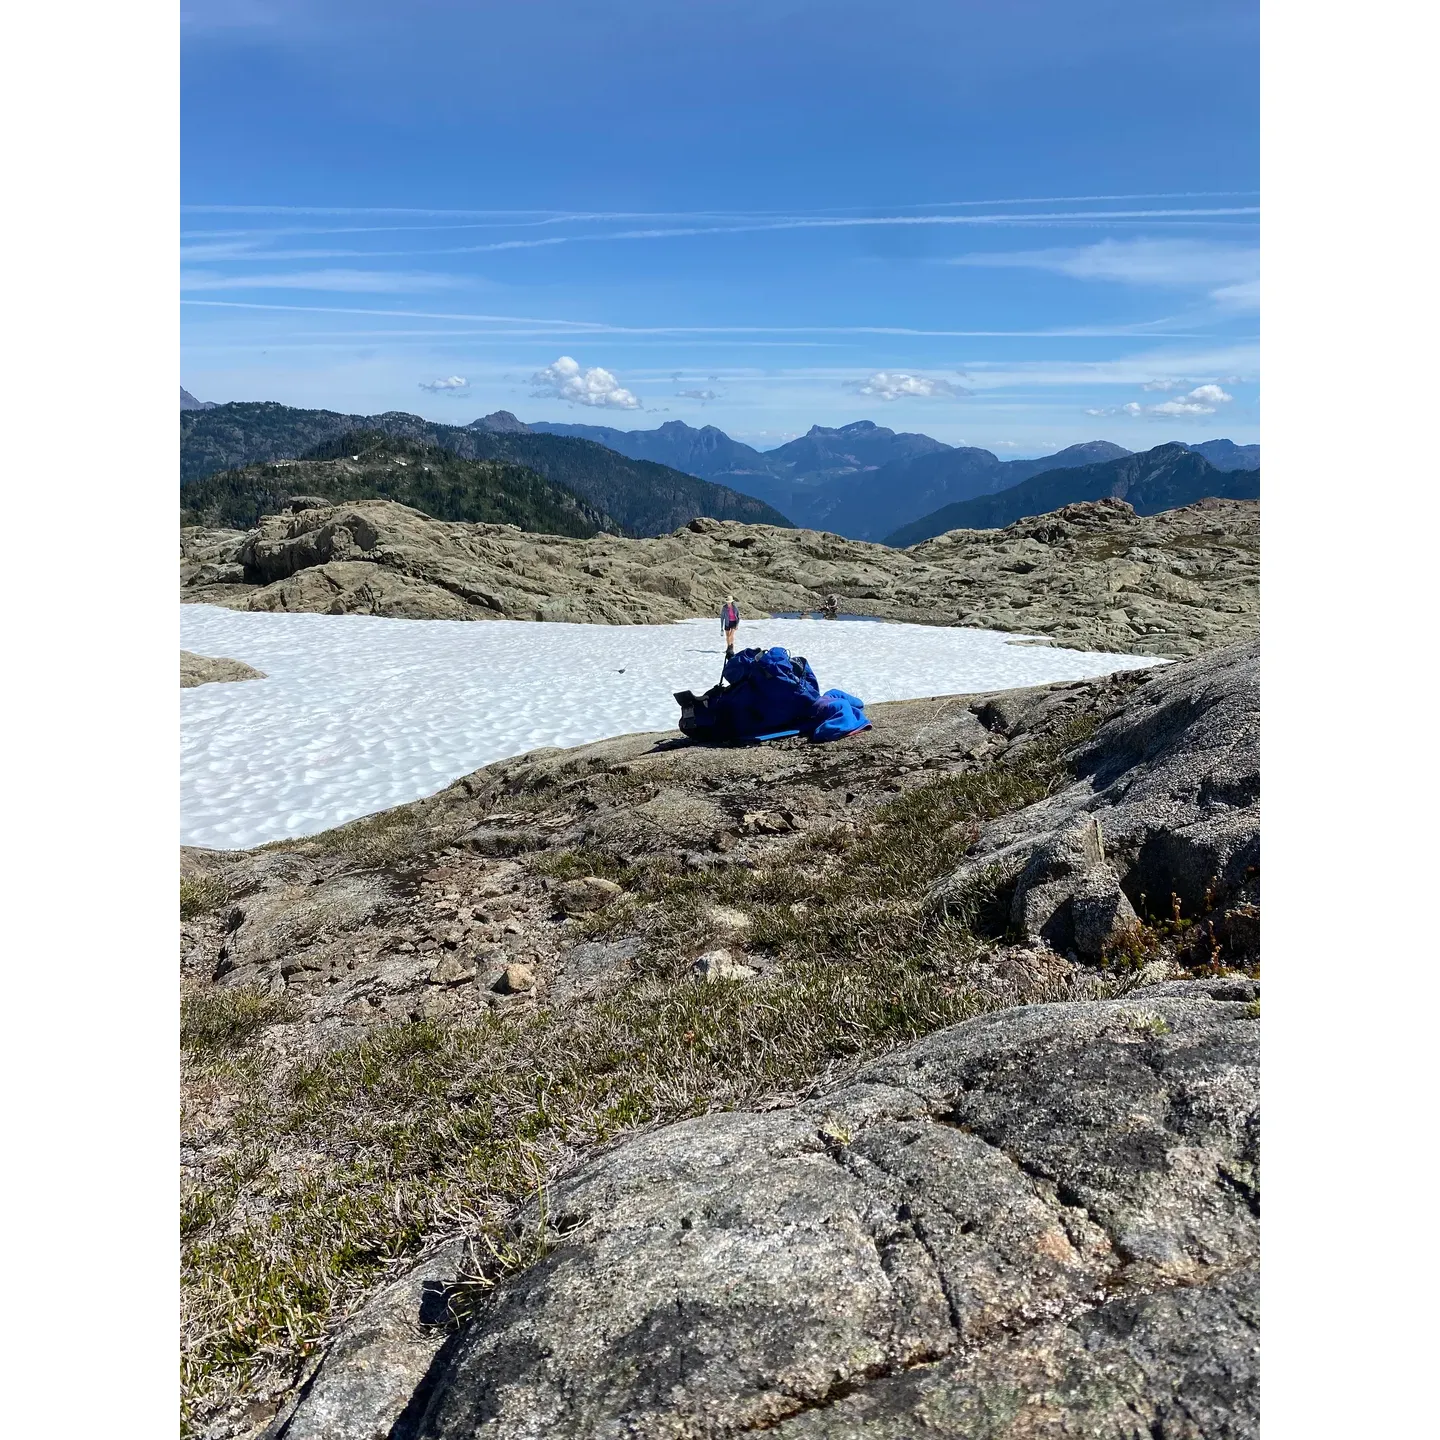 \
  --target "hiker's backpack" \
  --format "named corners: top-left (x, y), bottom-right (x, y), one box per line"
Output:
top-left (673, 646), bottom-right (869, 744)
